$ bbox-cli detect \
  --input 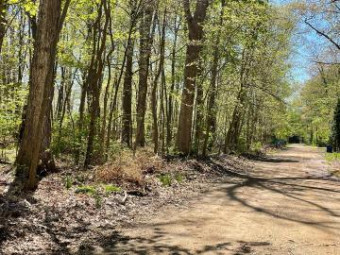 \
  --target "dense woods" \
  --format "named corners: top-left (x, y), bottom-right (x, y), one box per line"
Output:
top-left (0, 0), bottom-right (338, 191)
top-left (0, 0), bottom-right (297, 191)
